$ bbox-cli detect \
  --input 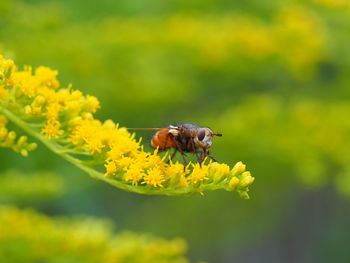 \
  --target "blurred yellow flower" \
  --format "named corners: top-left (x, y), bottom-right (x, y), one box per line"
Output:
top-left (0, 206), bottom-right (191, 263)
